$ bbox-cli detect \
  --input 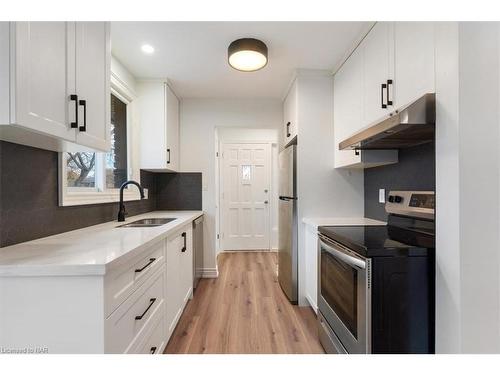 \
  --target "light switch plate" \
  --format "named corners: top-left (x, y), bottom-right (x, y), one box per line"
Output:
top-left (379, 189), bottom-right (385, 203)
top-left (143, 188), bottom-right (149, 199)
